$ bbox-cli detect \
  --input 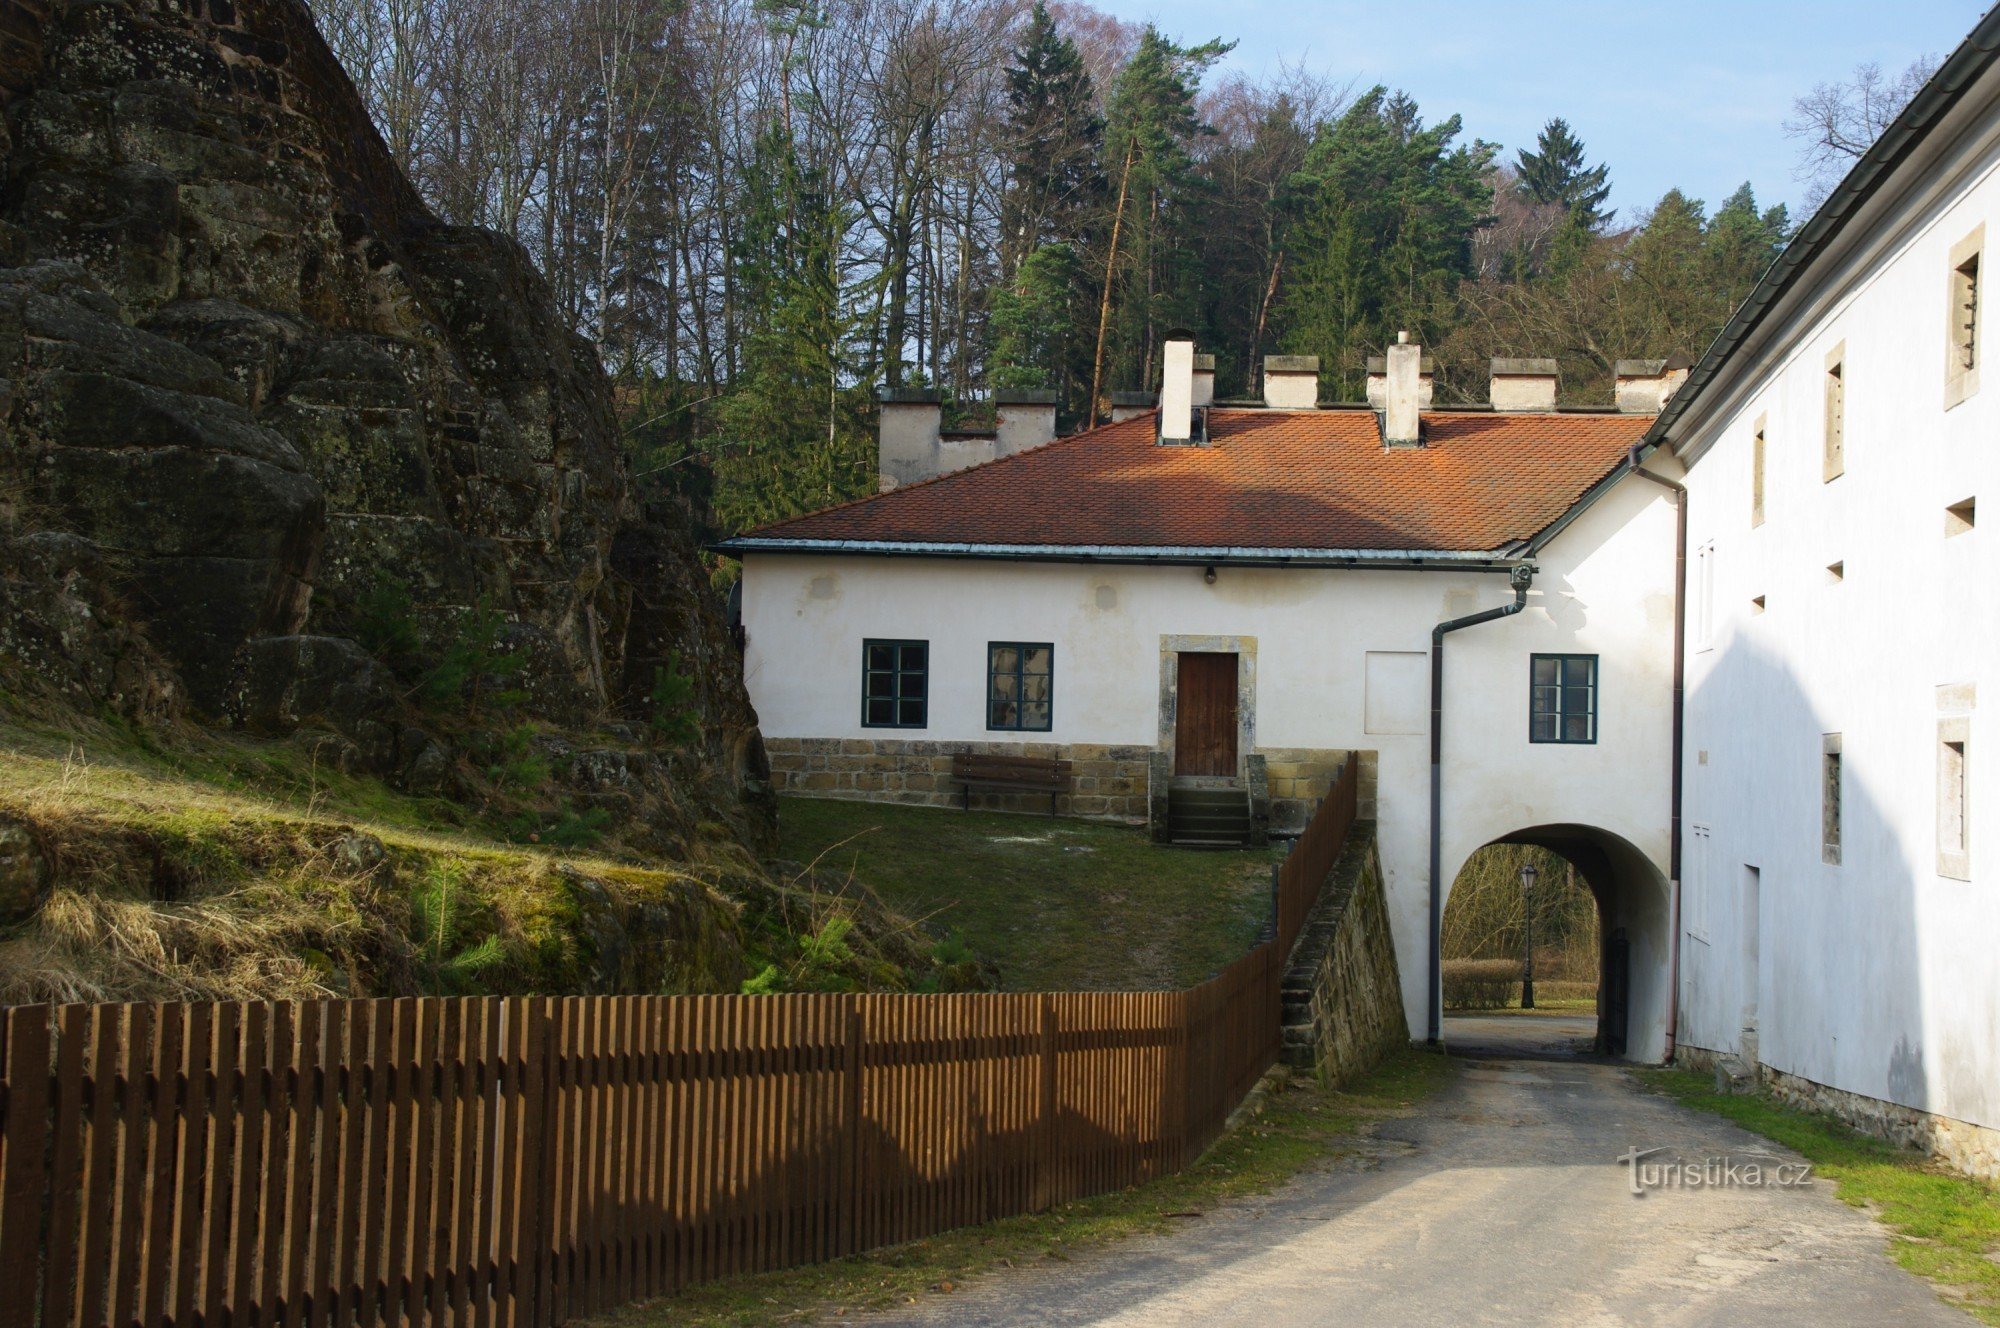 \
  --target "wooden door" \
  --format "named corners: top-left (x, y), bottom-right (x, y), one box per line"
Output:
top-left (1174, 652), bottom-right (1239, 777)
